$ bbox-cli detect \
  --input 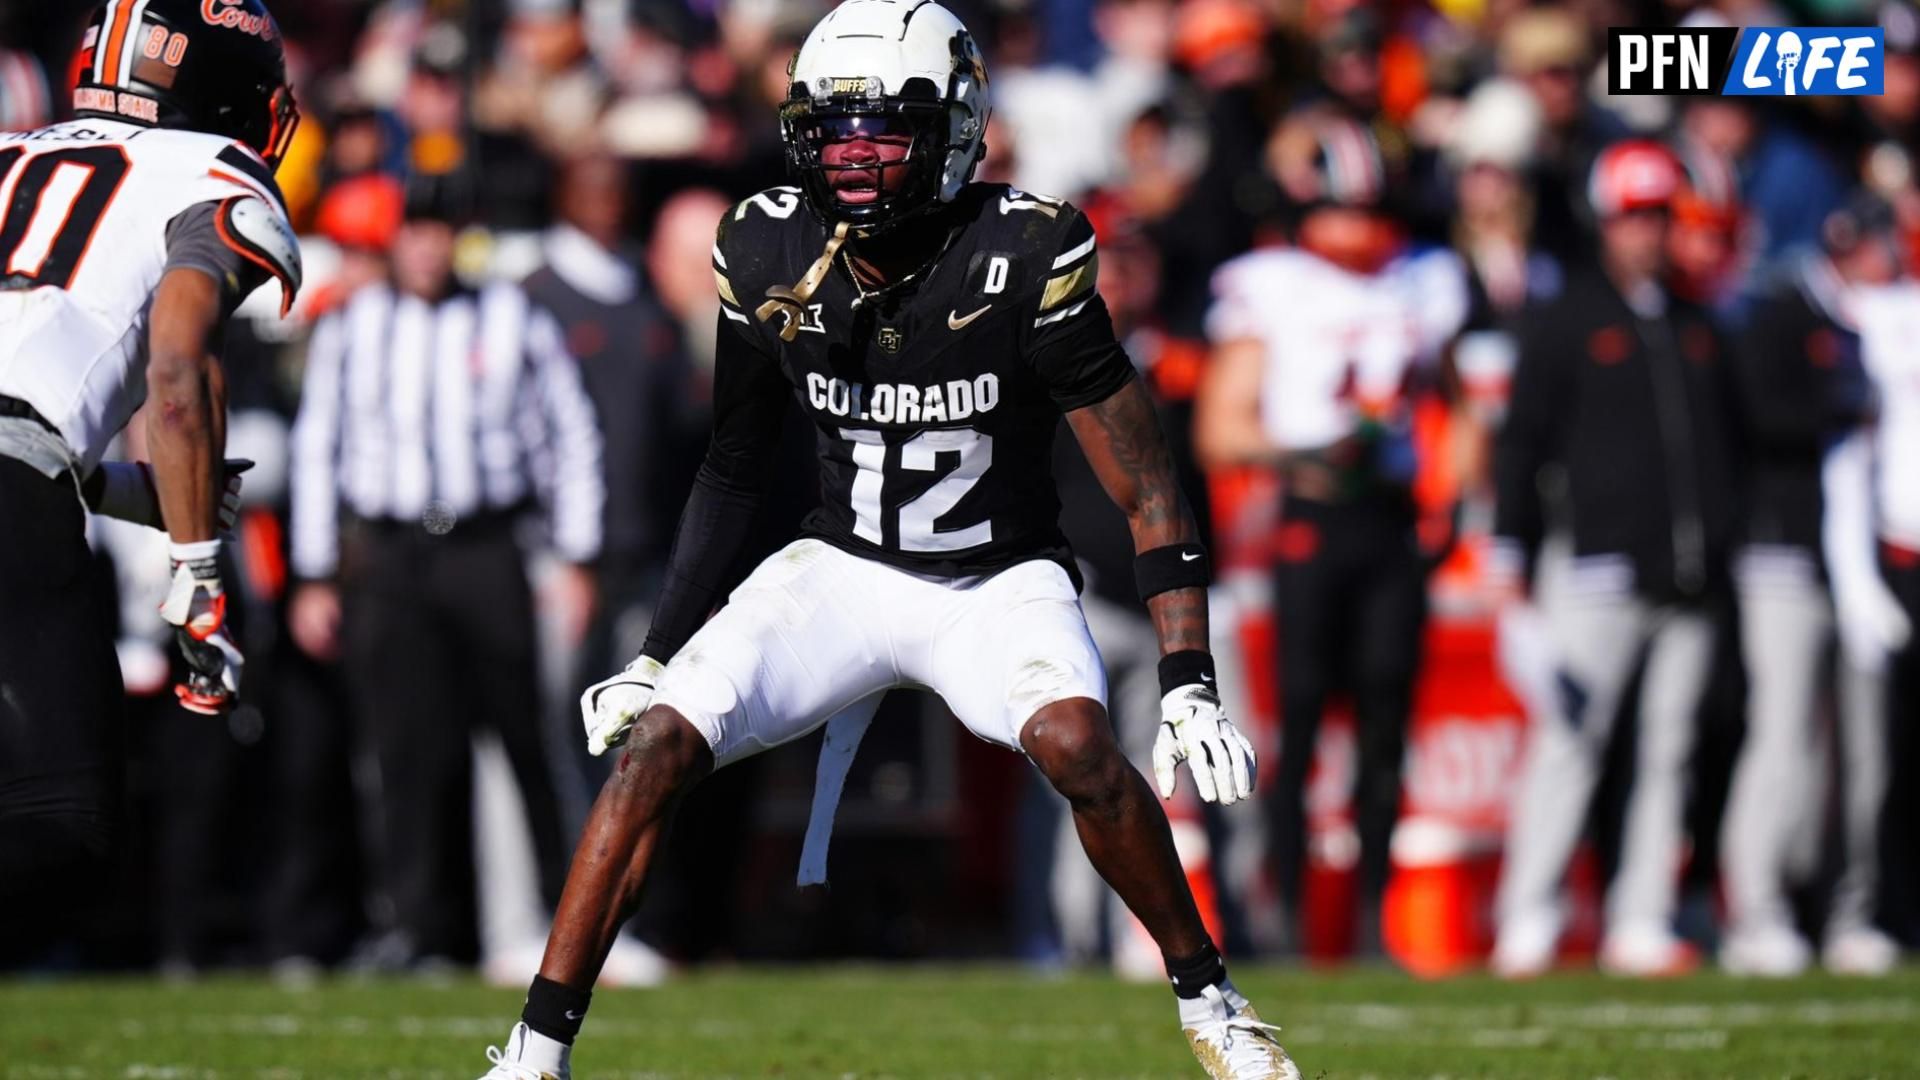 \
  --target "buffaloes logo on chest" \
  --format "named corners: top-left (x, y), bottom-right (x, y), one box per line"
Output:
top-left (876, 325), bottom-right (904, 354)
